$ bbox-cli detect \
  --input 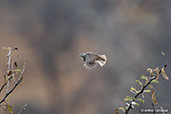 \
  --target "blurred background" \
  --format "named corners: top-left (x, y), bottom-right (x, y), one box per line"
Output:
top-left (0, 0), bottom-right (170, 114)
